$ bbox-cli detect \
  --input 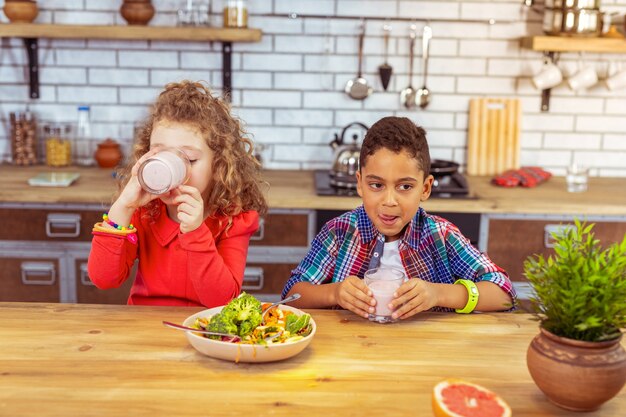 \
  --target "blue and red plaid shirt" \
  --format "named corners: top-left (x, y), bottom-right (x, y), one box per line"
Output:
top-left (282, 206), bottom-right (516, 311)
